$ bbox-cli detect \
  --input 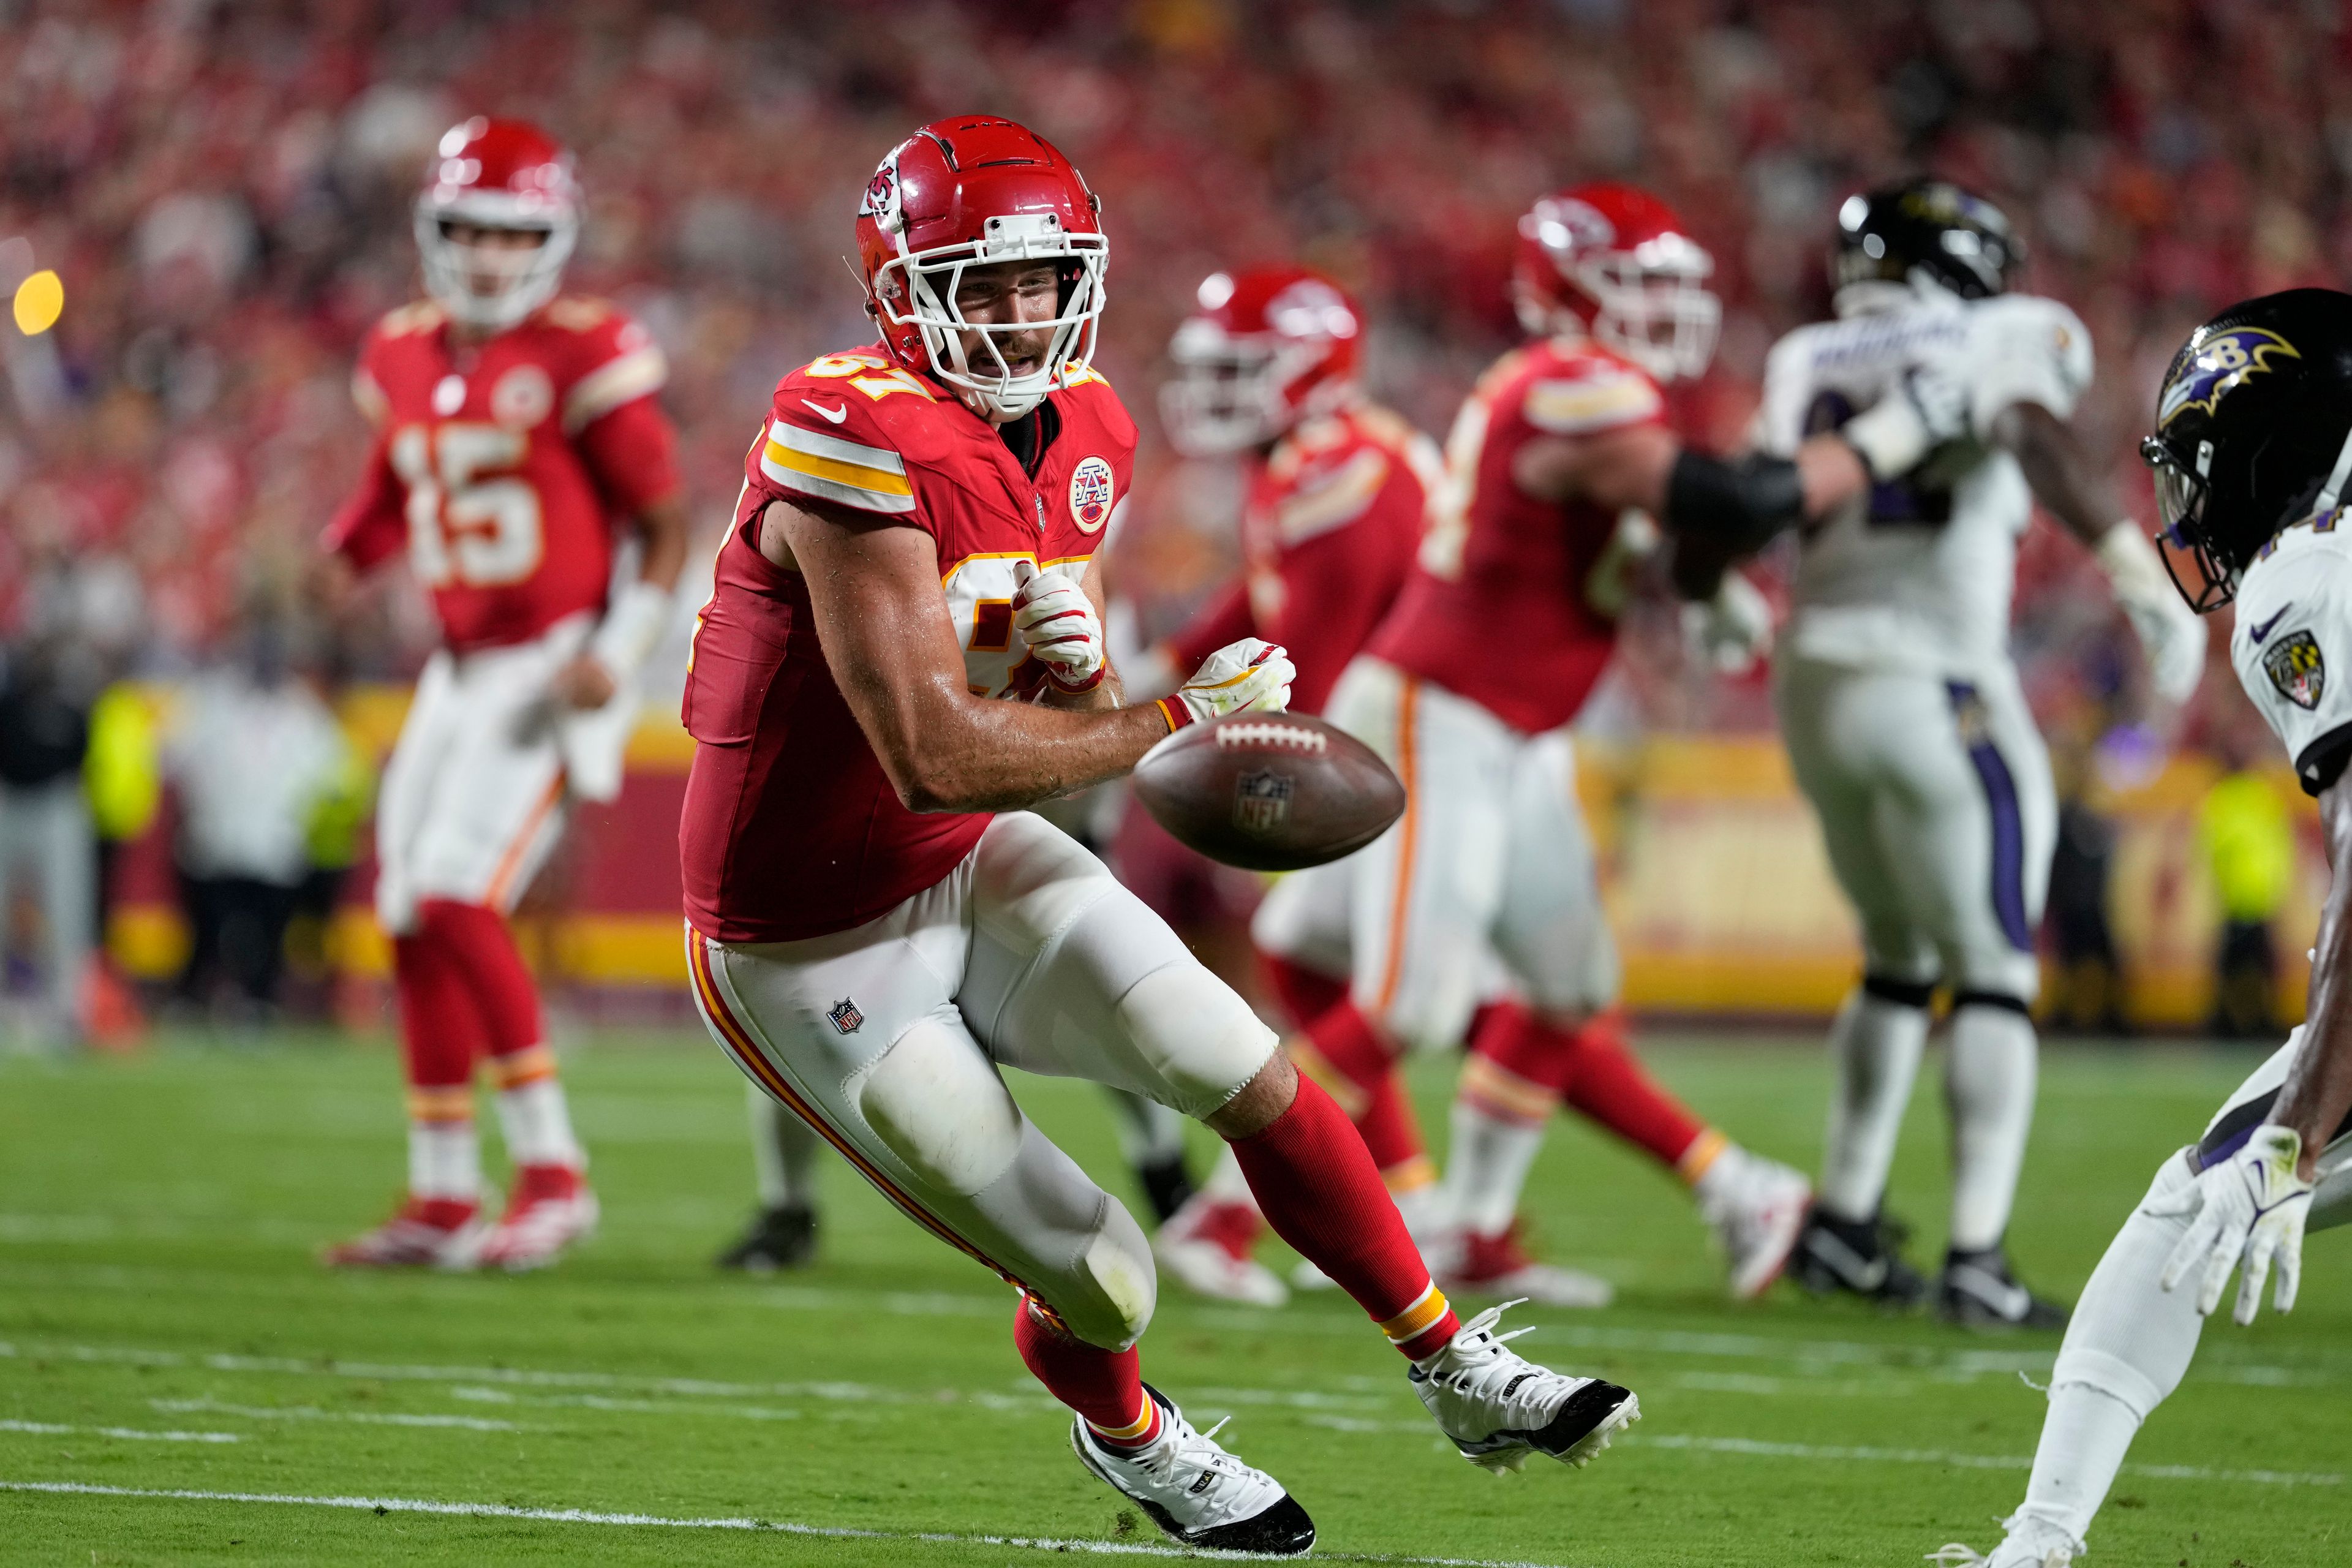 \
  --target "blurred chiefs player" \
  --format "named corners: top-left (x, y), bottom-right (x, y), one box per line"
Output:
top-left (318, 118), bottom-right (686, 1270)
top-left (1274, 183), bottom-right (1972, 1305)
top-left (1125, 266), bottom-right (1442, 1307)
top-left (679, 118), bottom-right (1640, 1551)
